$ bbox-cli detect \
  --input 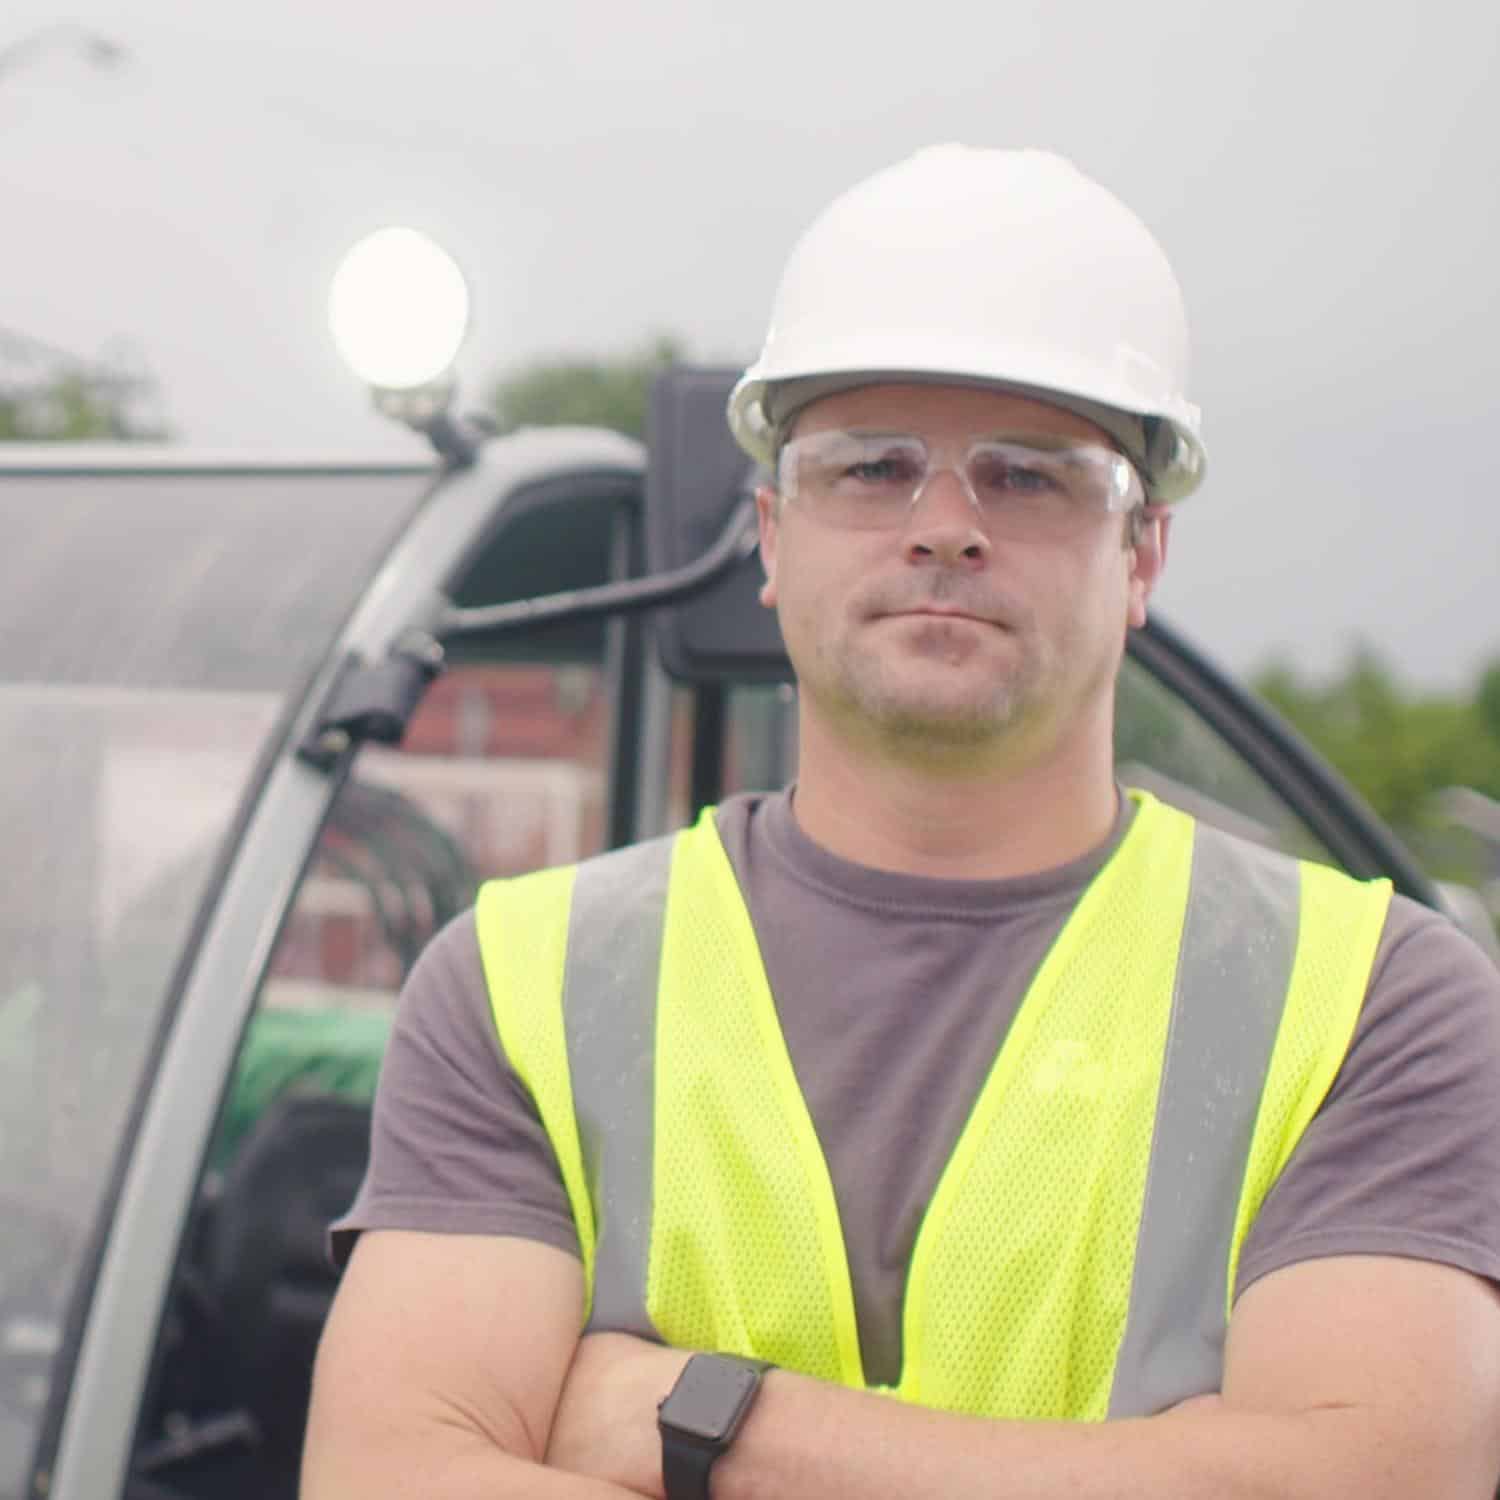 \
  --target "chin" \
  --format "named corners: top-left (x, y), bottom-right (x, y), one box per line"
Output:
top-left (811, 638), bottom-right (1041, 735)
top-left (866, 685), bottom-right (1028, 744)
